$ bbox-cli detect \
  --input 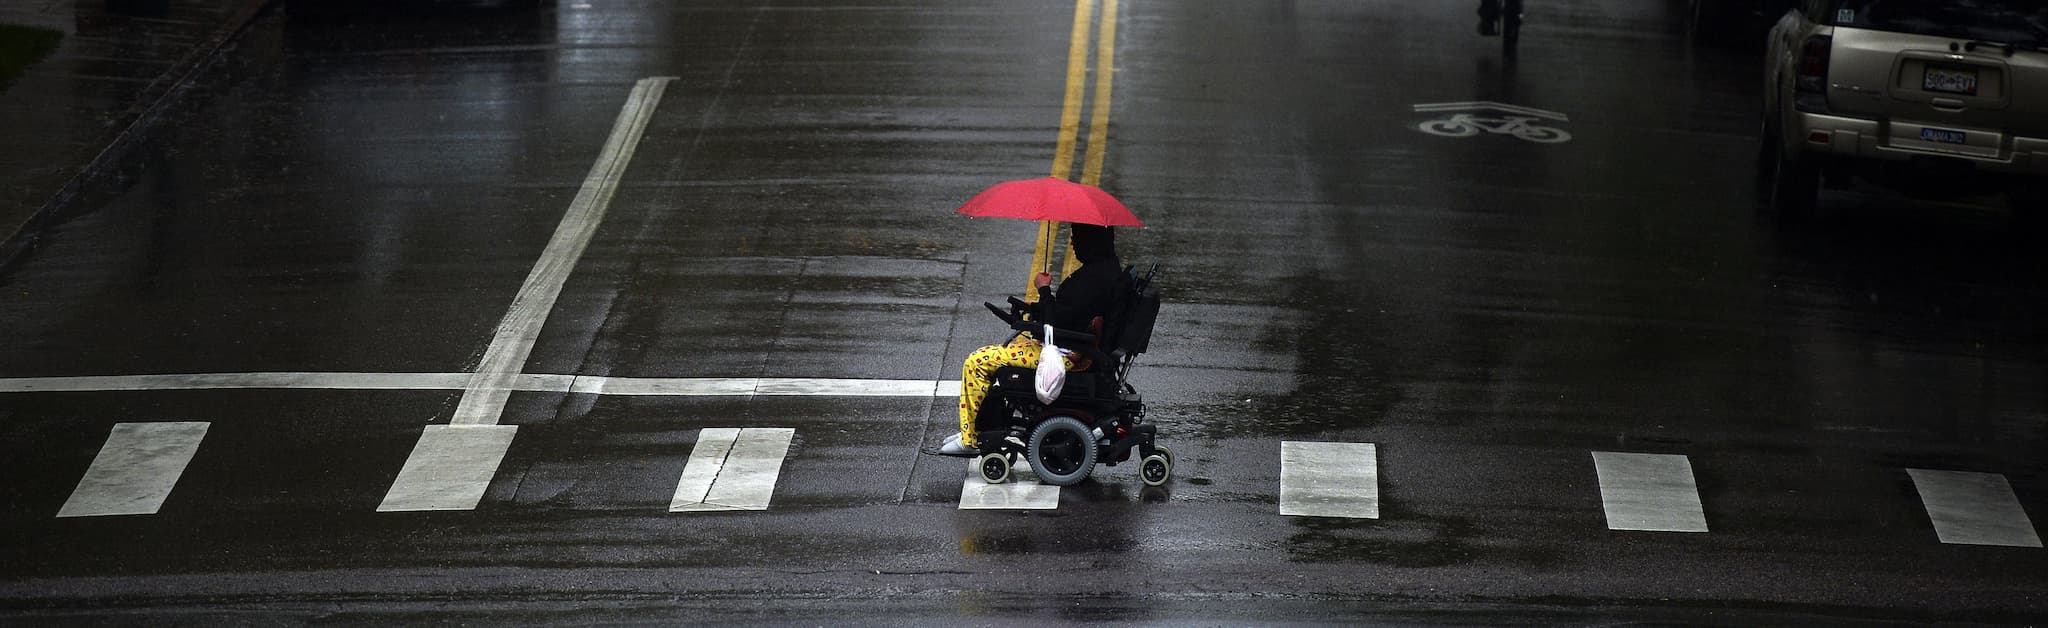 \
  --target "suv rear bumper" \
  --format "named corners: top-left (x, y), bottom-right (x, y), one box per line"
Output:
top-left (1793, 112), bottom-right (2048, 176)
